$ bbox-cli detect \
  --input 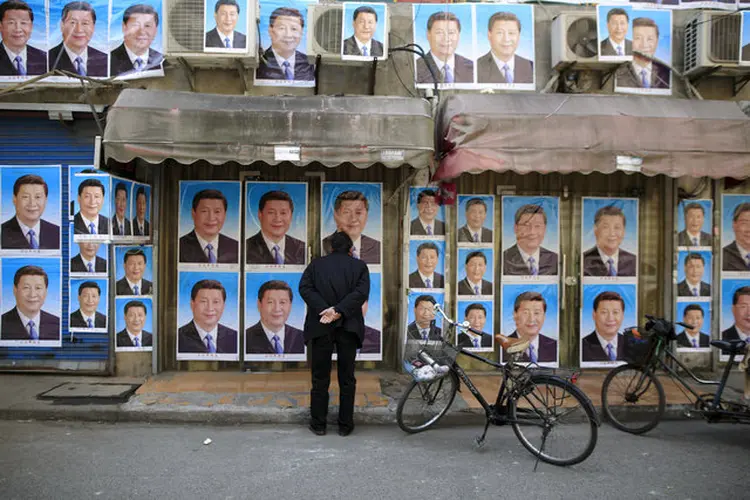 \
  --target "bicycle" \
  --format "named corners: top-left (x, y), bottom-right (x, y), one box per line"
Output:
top-left (601, 315), bottom-right (750, 435)
top-left (396, 304), bottom-right (599, 467)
